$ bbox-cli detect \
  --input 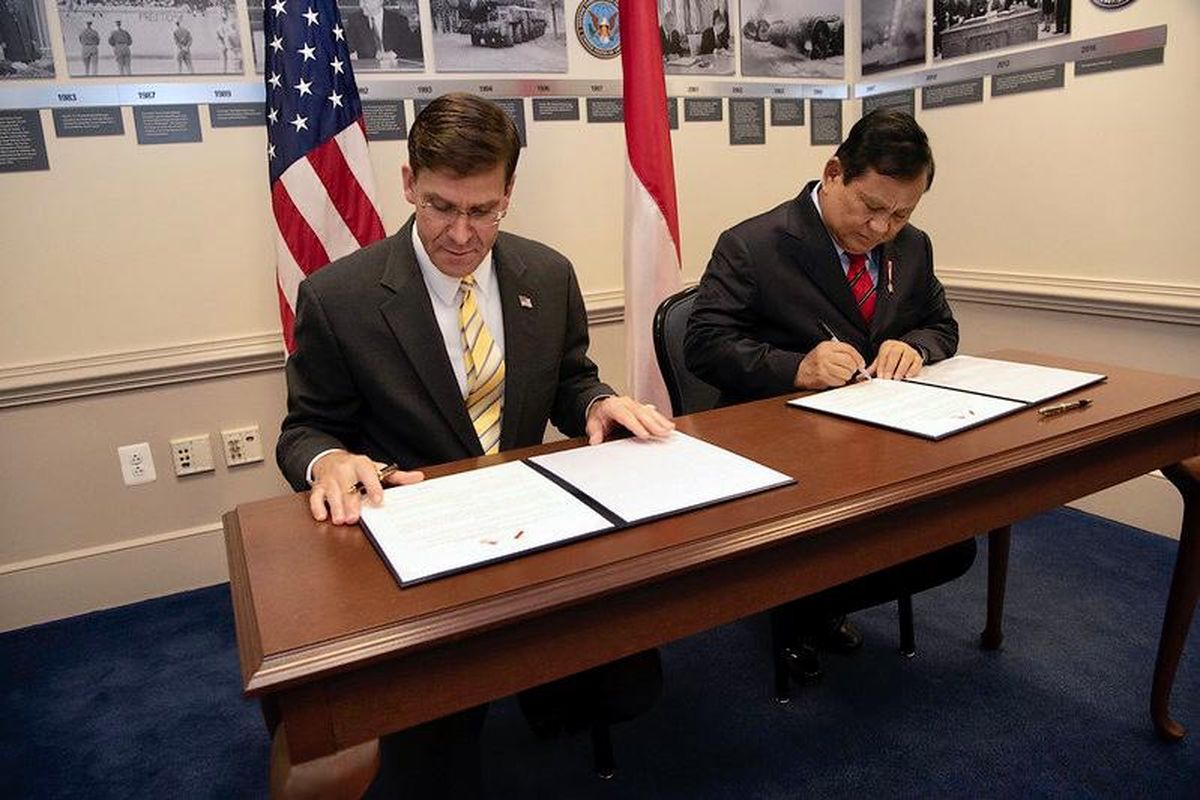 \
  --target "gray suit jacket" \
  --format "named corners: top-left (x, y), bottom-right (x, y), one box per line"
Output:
top-left (684, 181), bottom-right (958, 406)
top-left (277, 219), bottom-right (612, 491)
